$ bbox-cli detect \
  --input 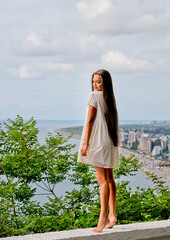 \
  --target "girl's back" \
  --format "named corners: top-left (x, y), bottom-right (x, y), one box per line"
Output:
top-left (77, 90), bottom-right (119, 169)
